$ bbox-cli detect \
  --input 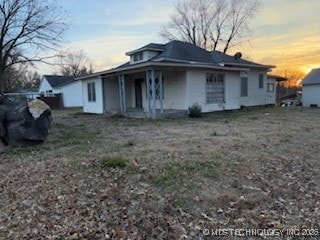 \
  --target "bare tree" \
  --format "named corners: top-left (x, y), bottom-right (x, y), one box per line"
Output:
top-left (58, 49), bottom-right (94, 77)
top-left (3, 65), bottom-right (40, 92)
top-left (0, 0), bottom-right (66, 93)
top-left (160, 0), bottom-right (260, 53)
top-left (160, 0), bottom-right (215, 50)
